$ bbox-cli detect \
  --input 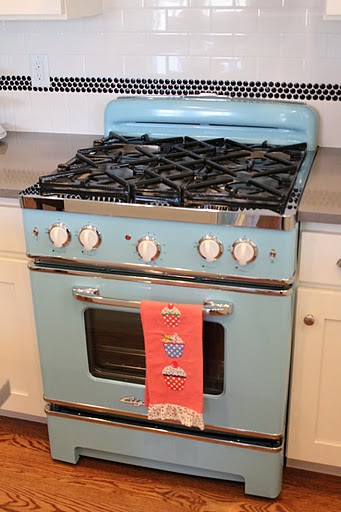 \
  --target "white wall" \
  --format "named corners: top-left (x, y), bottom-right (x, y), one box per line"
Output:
top-left (1, 0), bottom-right (341, 147)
